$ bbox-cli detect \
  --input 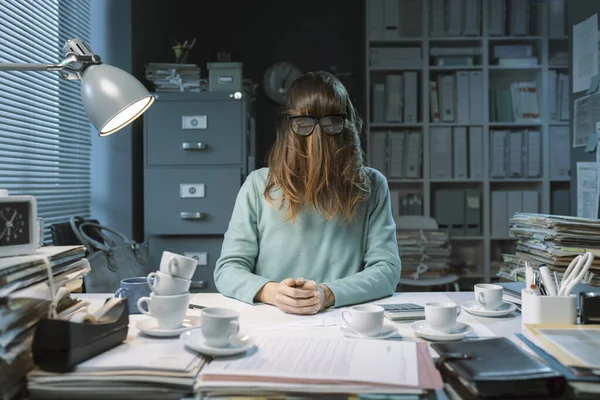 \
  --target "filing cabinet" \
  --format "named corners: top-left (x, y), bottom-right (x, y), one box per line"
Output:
top-left (144, 92), bottom-right (255, 292)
